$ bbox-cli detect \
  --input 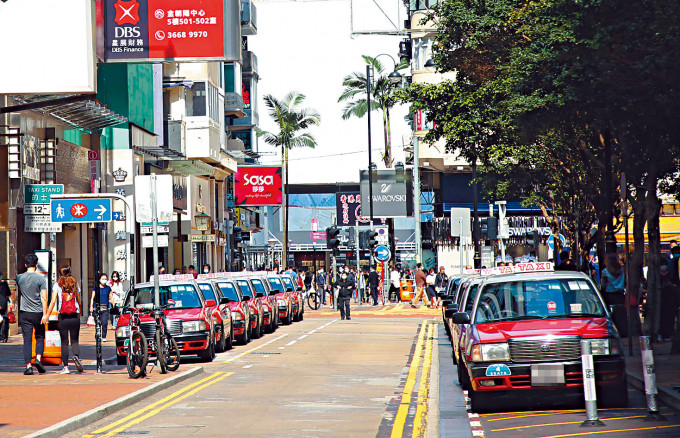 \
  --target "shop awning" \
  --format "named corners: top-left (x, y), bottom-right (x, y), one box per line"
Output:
top-left (4, 94), bottom-right (127, 132)
top-left (168, 160), bottom-right (215, 176)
